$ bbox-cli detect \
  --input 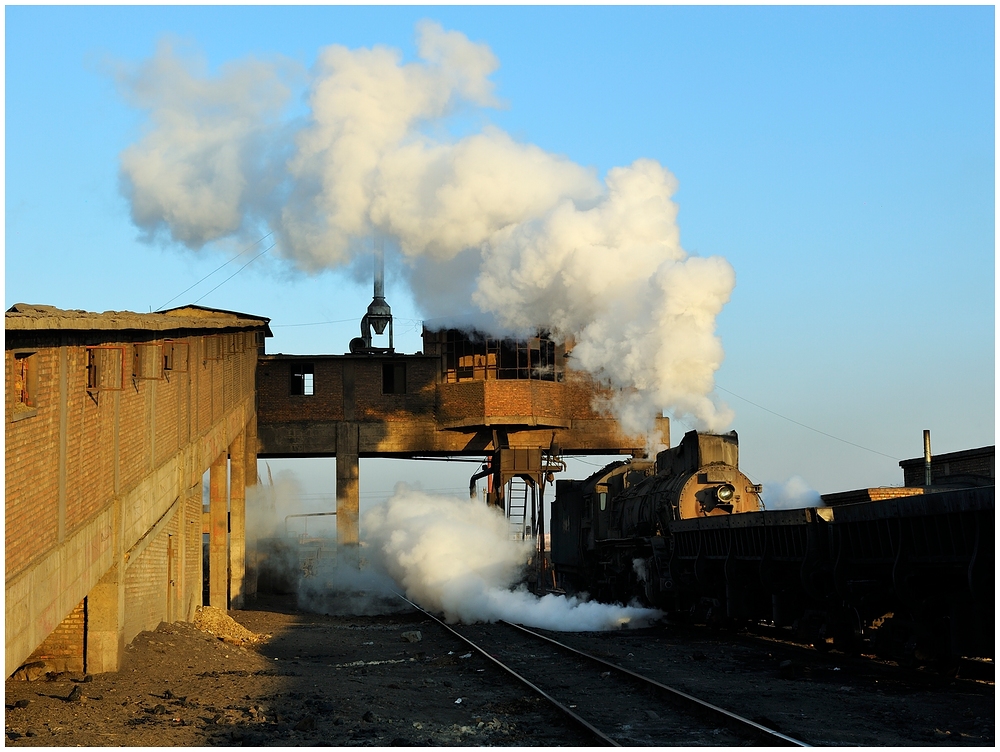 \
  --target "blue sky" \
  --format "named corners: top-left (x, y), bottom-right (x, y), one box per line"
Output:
top-left (5, 5), bottom-right (995, 506)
